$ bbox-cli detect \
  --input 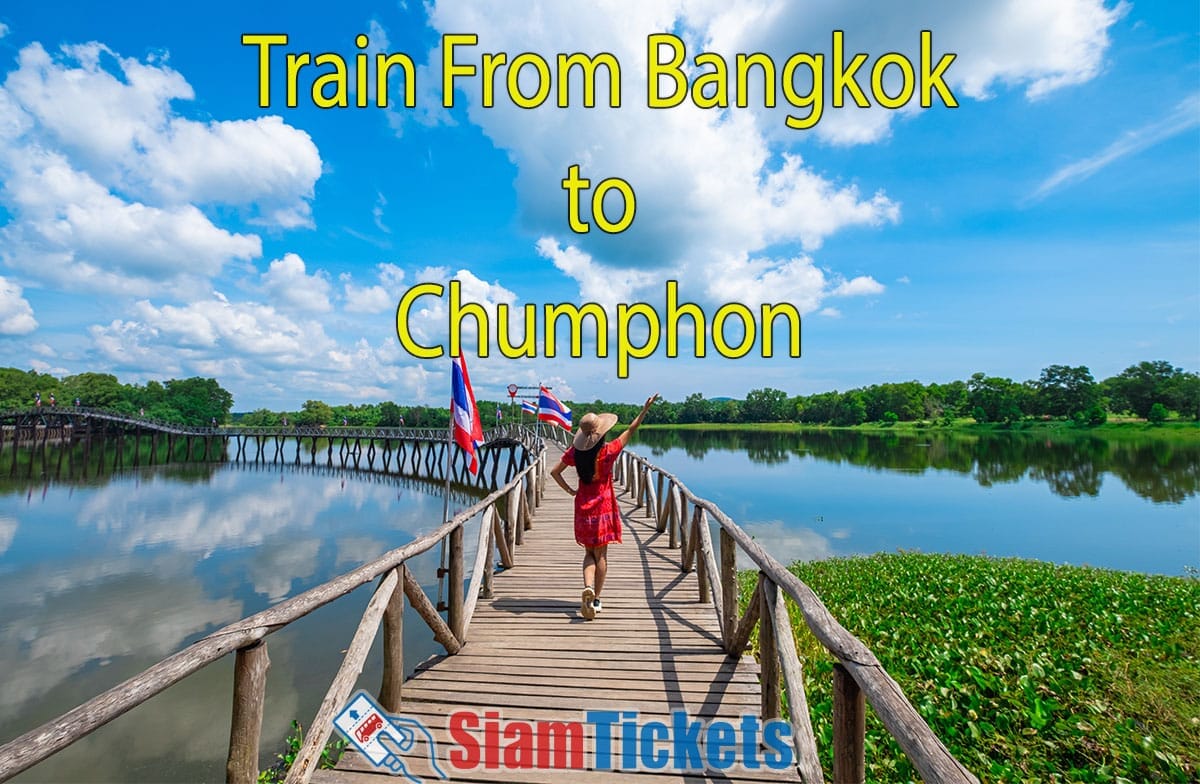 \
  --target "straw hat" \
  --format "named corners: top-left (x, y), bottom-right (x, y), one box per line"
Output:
top-left (573, 412), bottom-right (618, 450)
